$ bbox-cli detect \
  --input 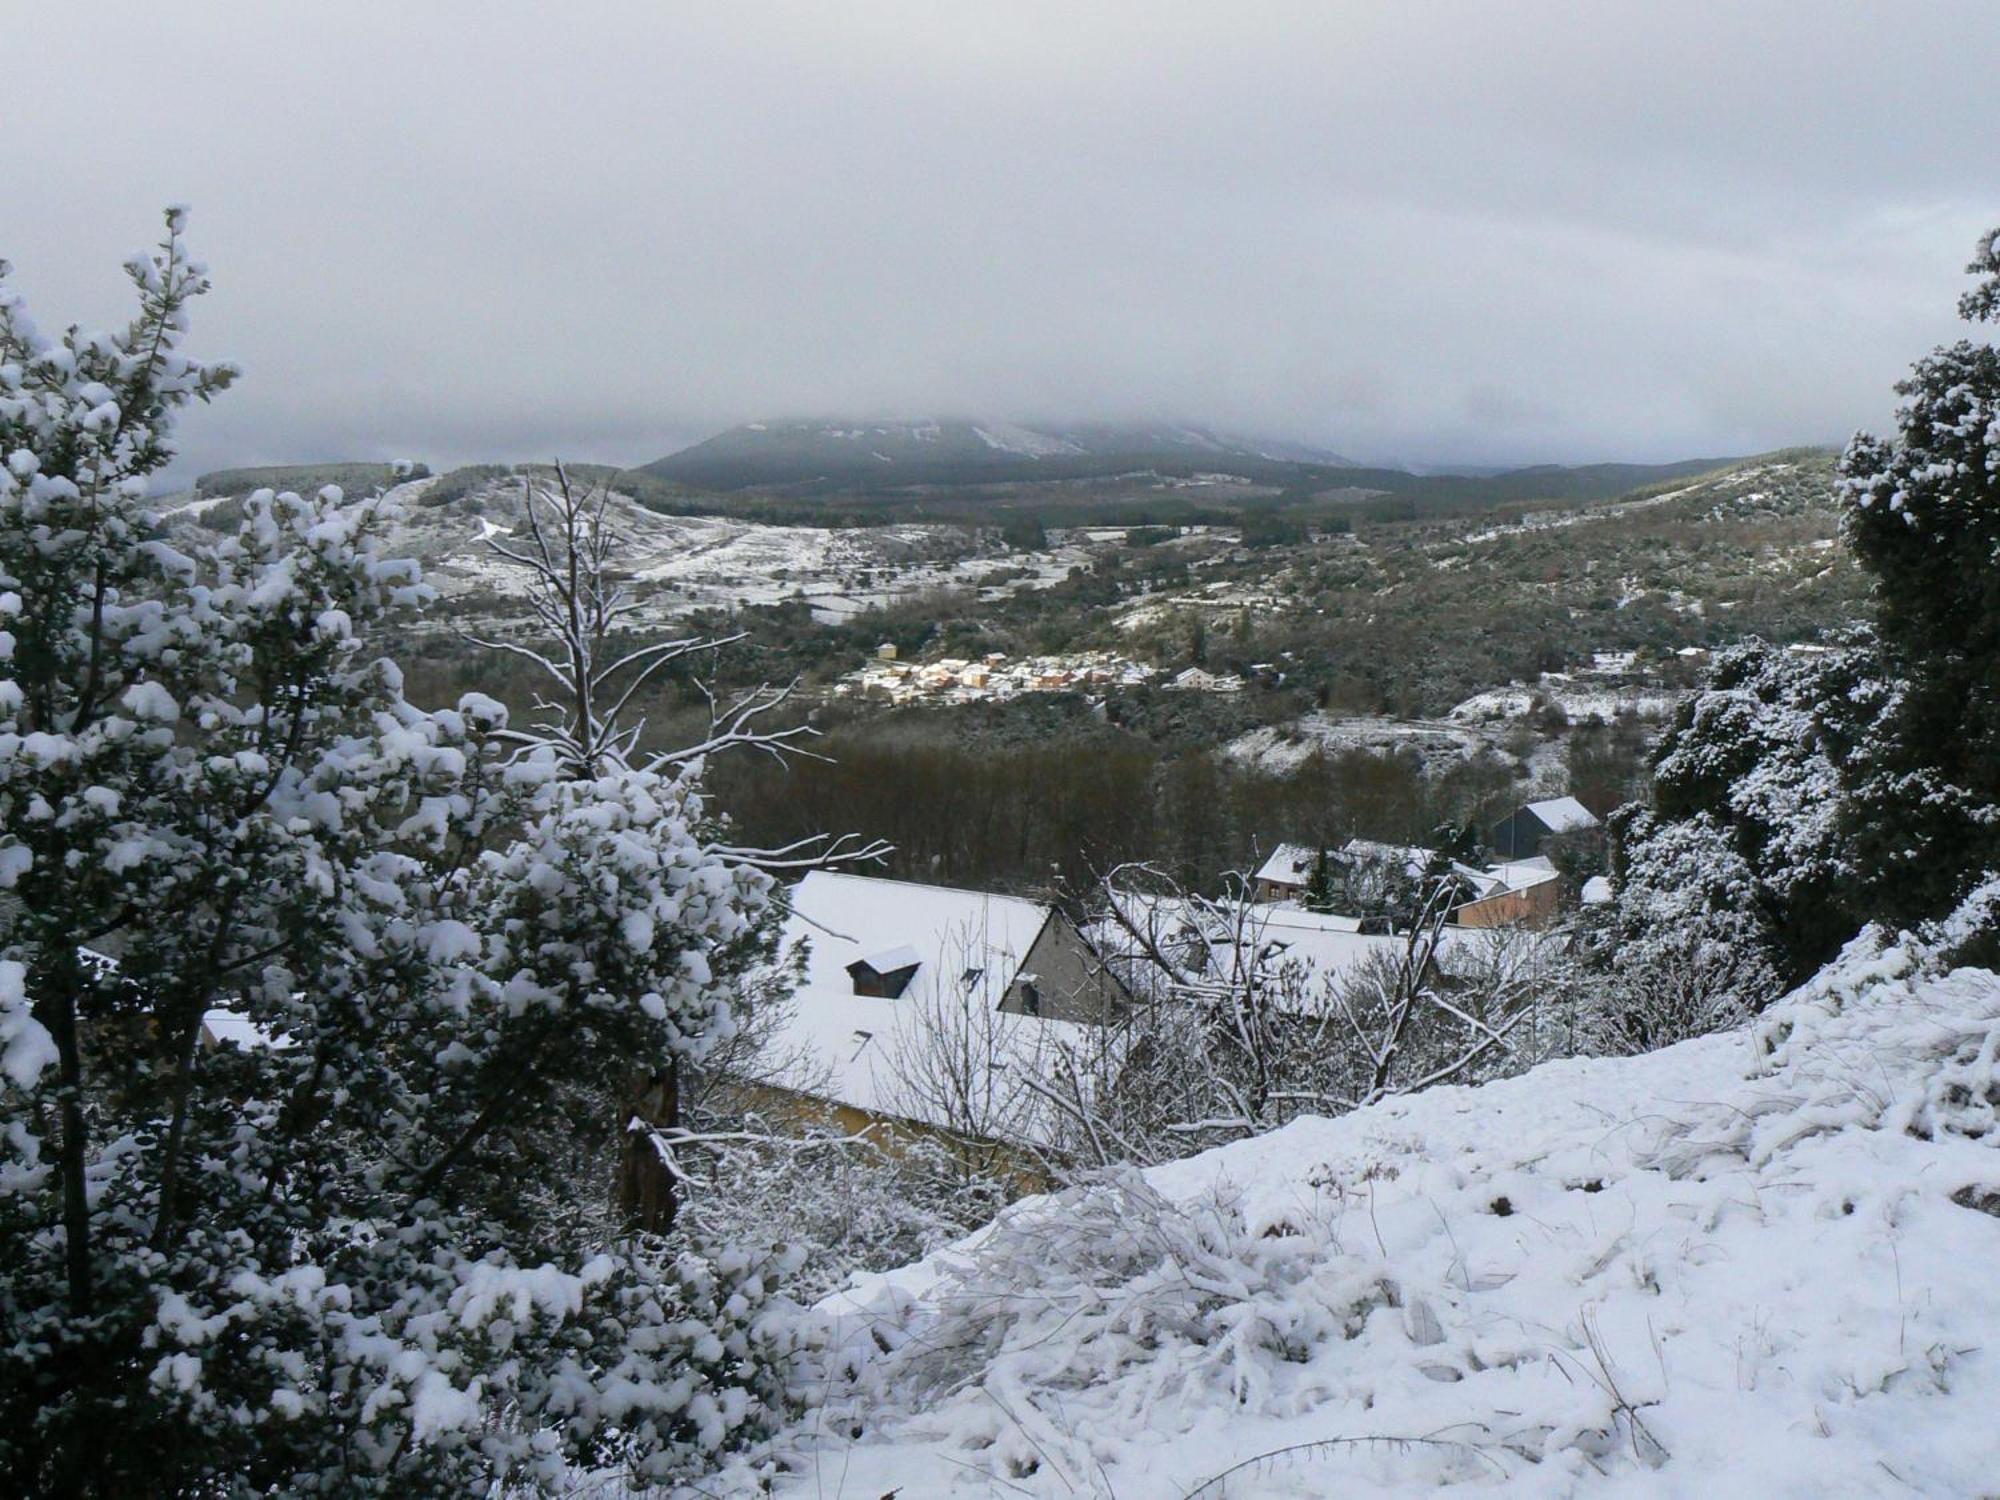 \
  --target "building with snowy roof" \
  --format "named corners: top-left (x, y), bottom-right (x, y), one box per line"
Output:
top-left (1253, 838), bottom-right (1438, 908)
top-left (755, 871), bottom-right (1131, 1151)
top-left (1251, 842), bottom-right (1321, 902)
top-left (1452, 856), bottom-right (1564, 928)
top-left (1488, 796), bottom-right (1601, 860)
